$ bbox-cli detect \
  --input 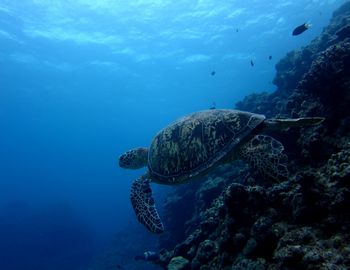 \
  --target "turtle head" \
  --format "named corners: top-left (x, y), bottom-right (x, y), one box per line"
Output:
top-left (119, 147), bottom-right (149, 169)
